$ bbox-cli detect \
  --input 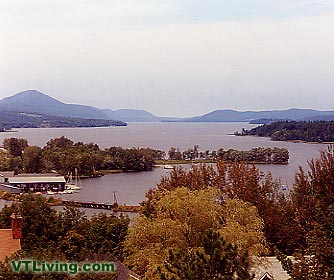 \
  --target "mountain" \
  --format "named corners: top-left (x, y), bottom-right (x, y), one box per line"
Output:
top-left (102, 108), bottom-right (161, 122)
top-left (2, 90), bottom-right (334, 124)
top-left (0, 90), bottom-right (110, 120)
top-left (0, 110), bottom-right (126, 131)
top-left (0, 90), bottom-right (175, 122)
top-left (183, 108), bottom-right (334, 122)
